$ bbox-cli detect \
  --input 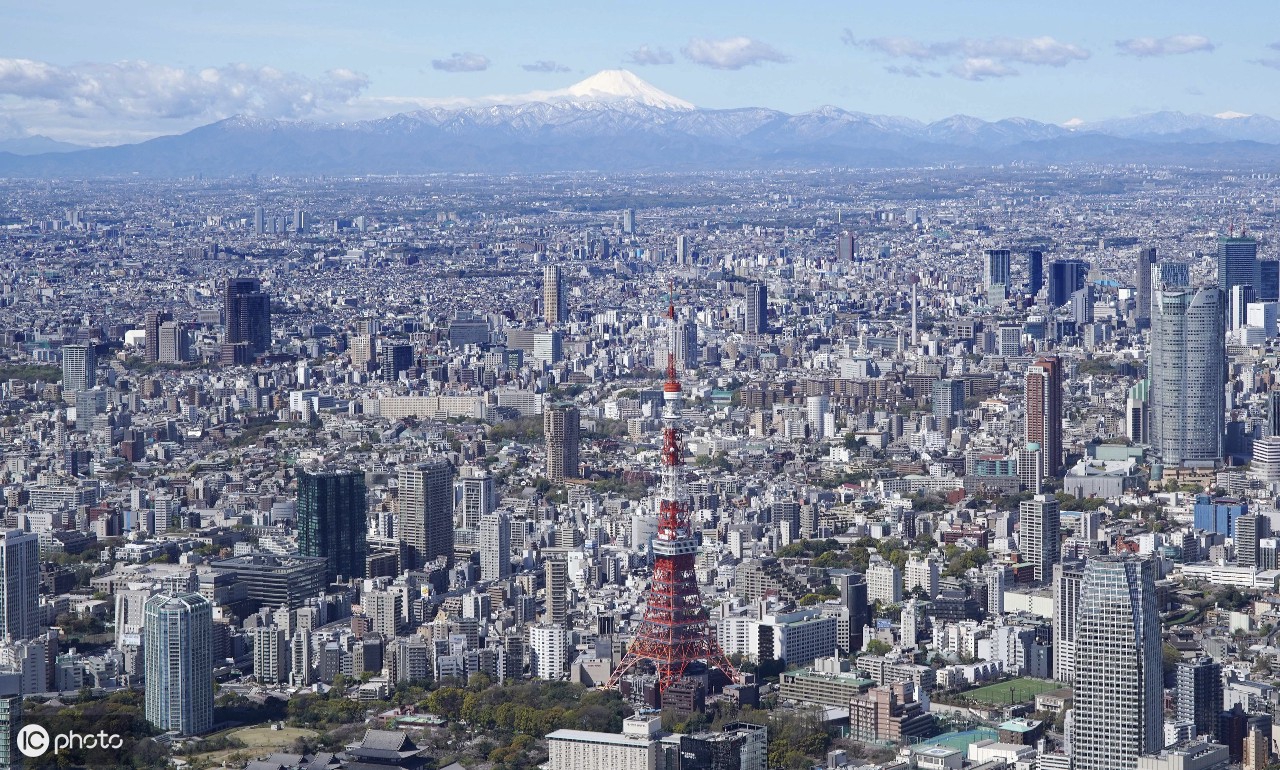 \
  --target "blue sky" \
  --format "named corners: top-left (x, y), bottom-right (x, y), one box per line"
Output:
top-left (1, 1), bottom-right (1277, 144)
